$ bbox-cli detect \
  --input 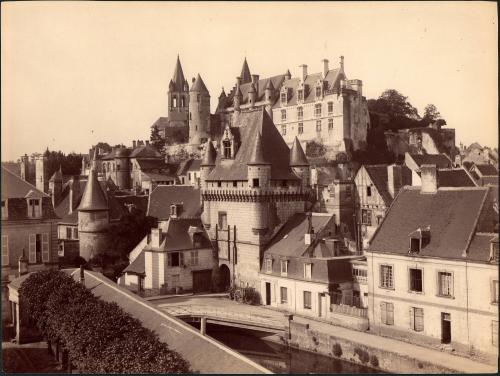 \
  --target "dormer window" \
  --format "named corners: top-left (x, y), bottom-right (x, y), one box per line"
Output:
top-left (170, 203), bottom-right (182, 218)
top-left (490, 239), bottom-right (499, 262)
top-left (410, 238), bottom-right (420, 253)
top-left (223, 140), bottom-right (231, 158)
top-left (297, 90), bottom-right (304, 101)
top-left (28, 199), bottom-right (42, 218)
top-left (316, 86), bottom-right (322, 97)
top-left (304, 263), bottom-right (312, 279)
top-left (281, 92), bottom-right (287, 104)
top-left (280, 260), bottom-right (288, 276)
top-left (408, 226), bottom-right (431, 254)
top-left (266, 258), bottom-right (273, 273)
top-left (193, 233), bottom-right (202, 248)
